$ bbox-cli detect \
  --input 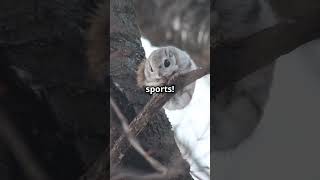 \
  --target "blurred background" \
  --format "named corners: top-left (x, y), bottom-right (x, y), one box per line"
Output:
top-left (214, 39), bottom-right (320, 180)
